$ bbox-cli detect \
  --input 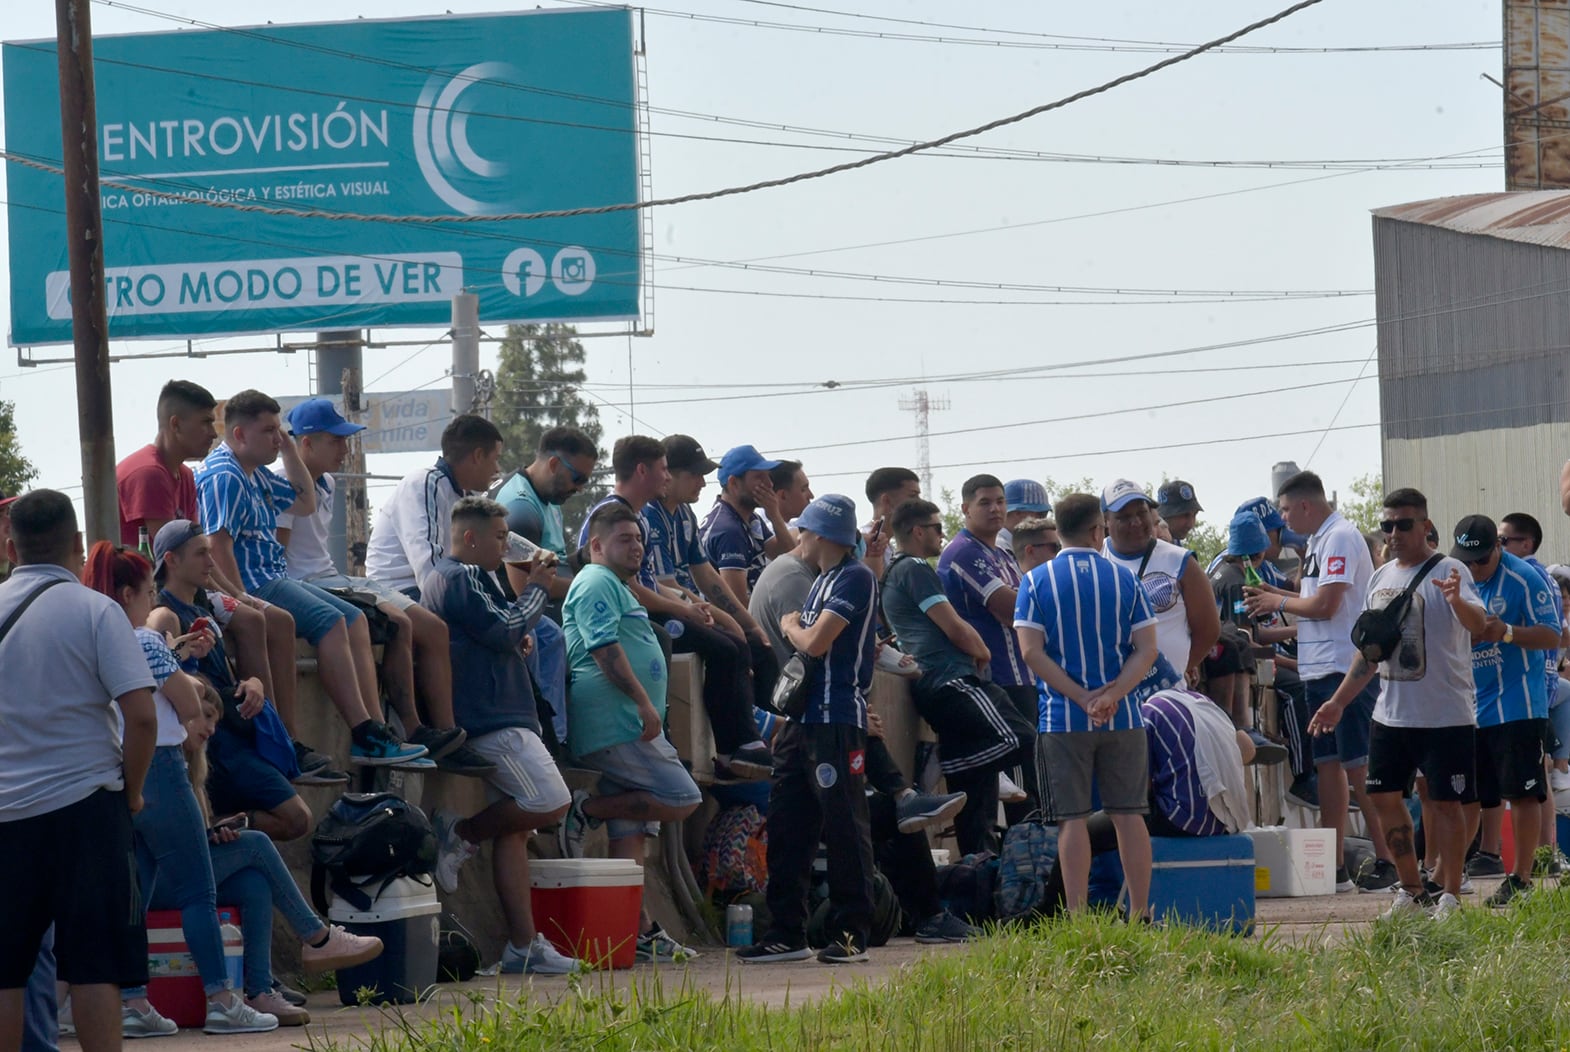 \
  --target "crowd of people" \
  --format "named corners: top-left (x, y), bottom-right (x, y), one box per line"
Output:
top-left (6, 375), bottom-right (1570, 1051)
